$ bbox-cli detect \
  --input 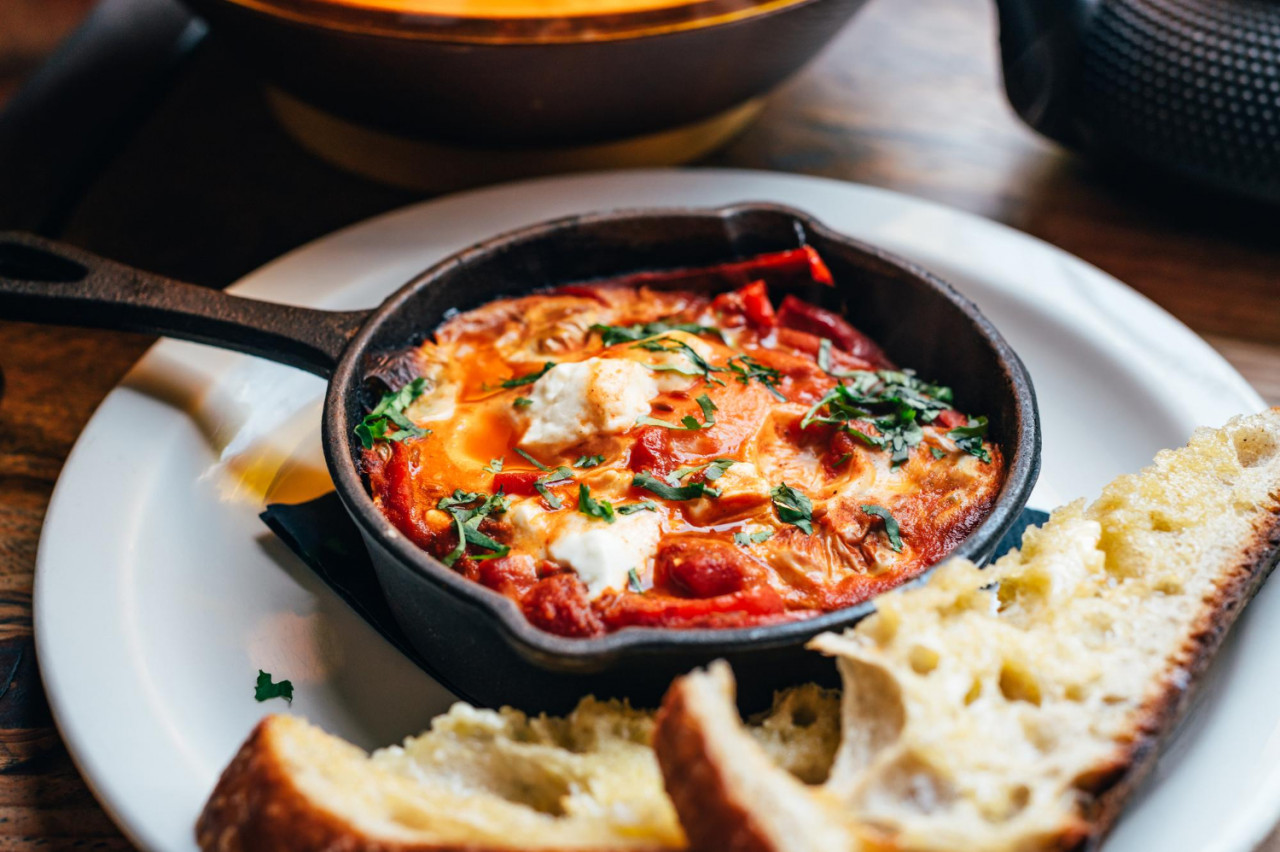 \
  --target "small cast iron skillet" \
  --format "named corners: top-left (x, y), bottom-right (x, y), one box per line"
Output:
top-left (0, 205), bottom-right (1040, 713)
